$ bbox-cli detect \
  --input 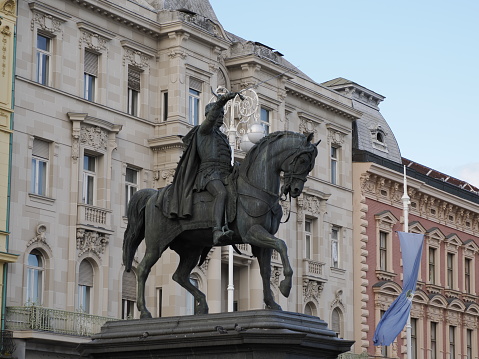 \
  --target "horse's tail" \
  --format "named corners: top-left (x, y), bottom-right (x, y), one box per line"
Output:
top-left (123, 188), bottom-right (158, 272)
